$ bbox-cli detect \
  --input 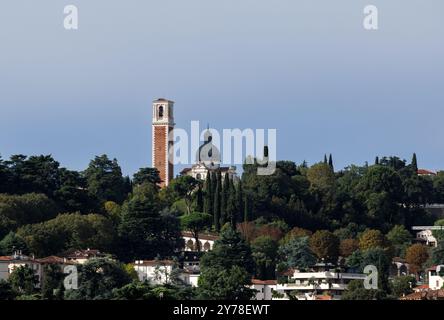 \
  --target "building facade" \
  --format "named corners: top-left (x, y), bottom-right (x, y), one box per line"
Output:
top-left (152, 98), bottom-right (175, 187)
